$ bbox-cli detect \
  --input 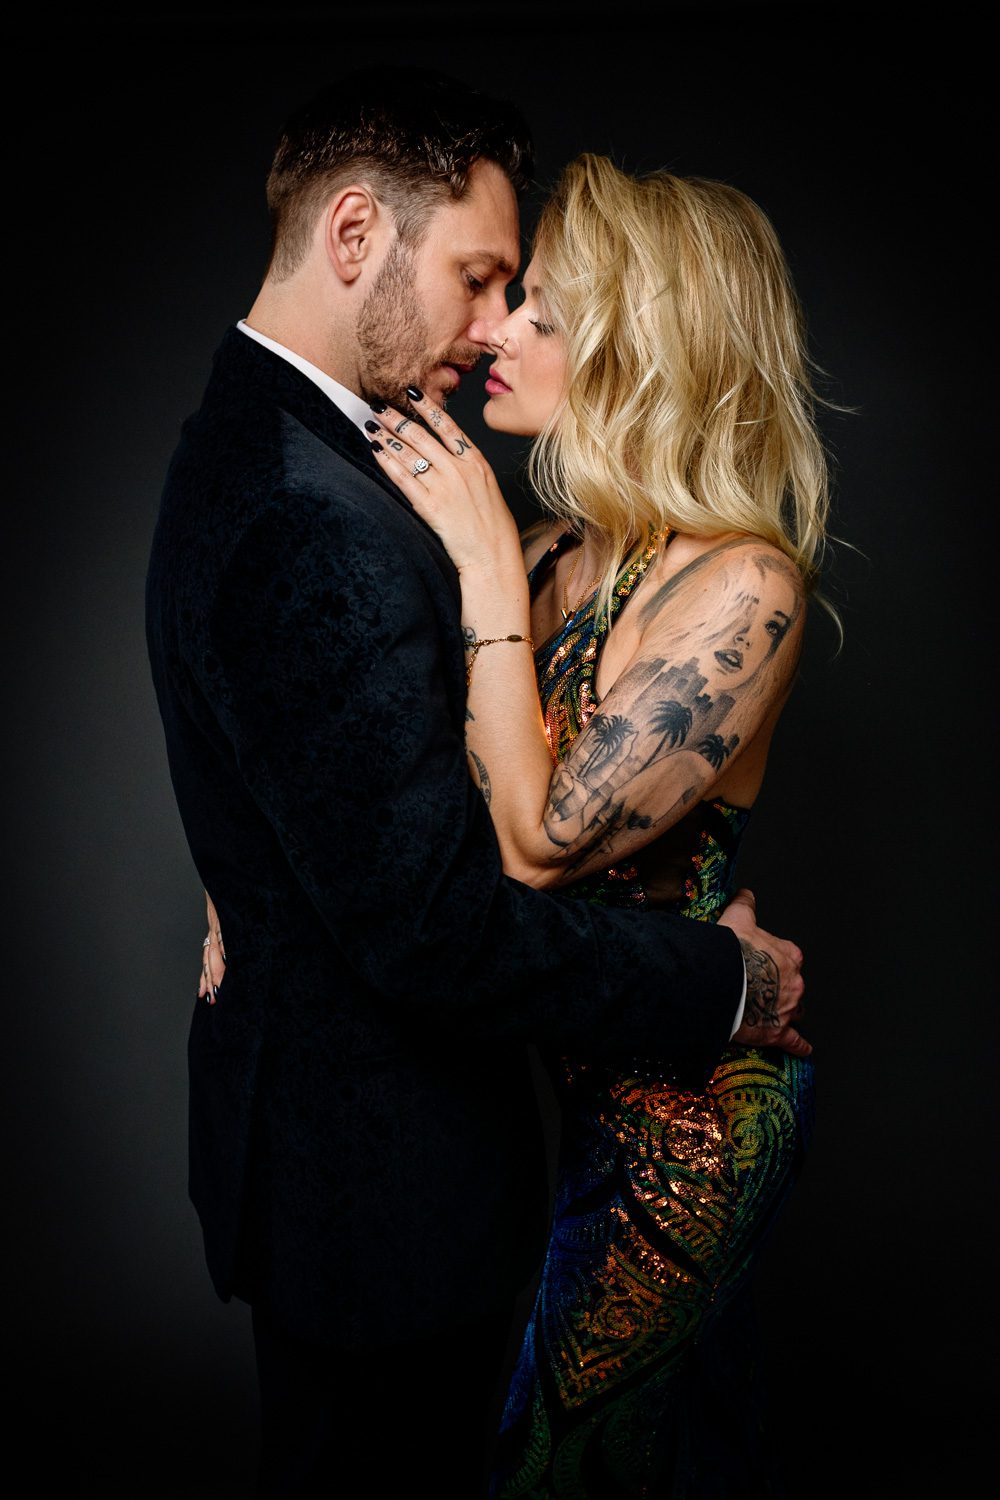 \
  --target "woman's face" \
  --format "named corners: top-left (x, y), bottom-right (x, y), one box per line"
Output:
top-left (481, 257), bottom-right (568, 437)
